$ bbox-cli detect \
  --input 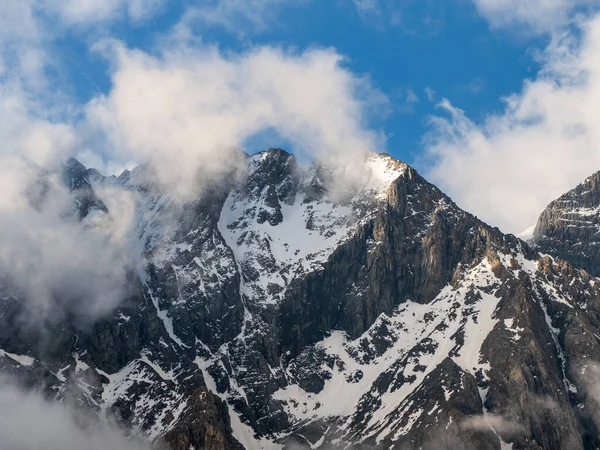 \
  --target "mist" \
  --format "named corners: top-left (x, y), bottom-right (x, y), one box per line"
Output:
top-left (84, 36), bottom-right (386, 200)
top-left (0, 377), bottom-right (153, 450)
